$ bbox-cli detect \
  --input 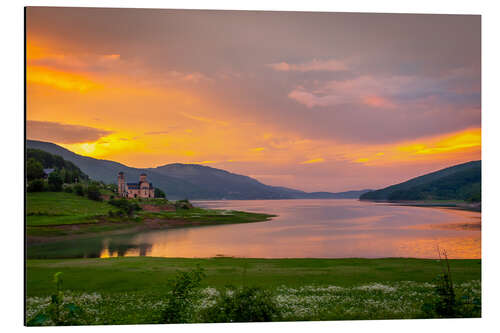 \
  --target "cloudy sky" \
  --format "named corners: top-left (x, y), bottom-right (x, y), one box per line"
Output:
top-left (26, 7), bottom-right (481, 192)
